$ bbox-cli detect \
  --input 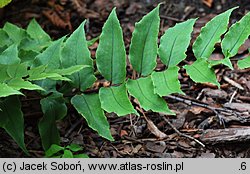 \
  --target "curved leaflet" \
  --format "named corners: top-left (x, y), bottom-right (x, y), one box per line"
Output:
top-left (193, 7), bottom-right (237, 59)
top-left (184, 59), bottom-right (220, 87)
top-left (0, 96), bottom-right (28, 154)
top-left (61, 21), bottom-right (96, 91)
top-left (129, 5), bottom-right (160, 76)
top-left (159, 19), bottom-right (196, 67)
top-left (126, 77), bottom-right (174, 115)
top-left (71, 94), bottom-right (114, 141)
top-left (222, 11), bottom-right (250, 58)
top-left (99, 84), bottom-right (138, 117)
top-left (0, 44), bottom-right (20, 65)
top-left (96, 8), bottom-right (126, 84)
top-left (152, 67), bottom-right (184, 97)
top-left (238, 55), bottom-right (250, 69)
top-left (39, 95), bottom-right (67, 150)
top-left (0, 83), bottom-right (23, 97)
